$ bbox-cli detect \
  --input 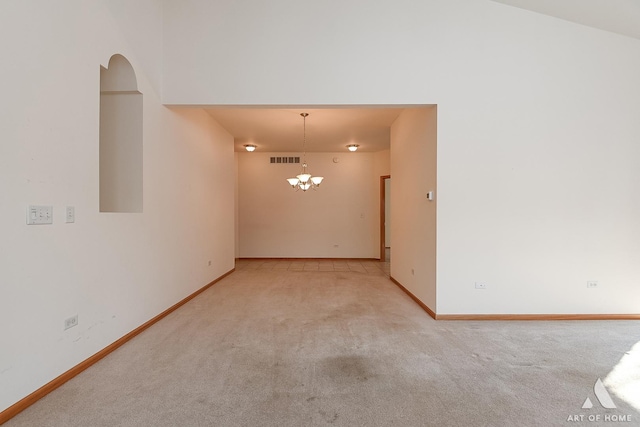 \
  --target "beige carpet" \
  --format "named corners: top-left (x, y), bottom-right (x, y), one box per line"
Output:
top-left (5, 265), bottom-right (640, 426)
